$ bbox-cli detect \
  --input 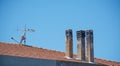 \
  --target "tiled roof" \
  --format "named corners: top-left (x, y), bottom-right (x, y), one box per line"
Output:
top-left (0, 42), bottom-right (120, 66)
